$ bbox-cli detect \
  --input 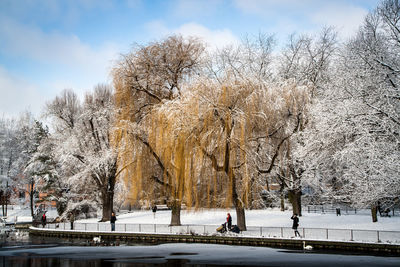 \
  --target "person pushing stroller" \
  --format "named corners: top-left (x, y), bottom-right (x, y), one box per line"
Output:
top-left (227, 213), bottom-right (232, 230)
top-left (216, 213), bottom-right (240, 234)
